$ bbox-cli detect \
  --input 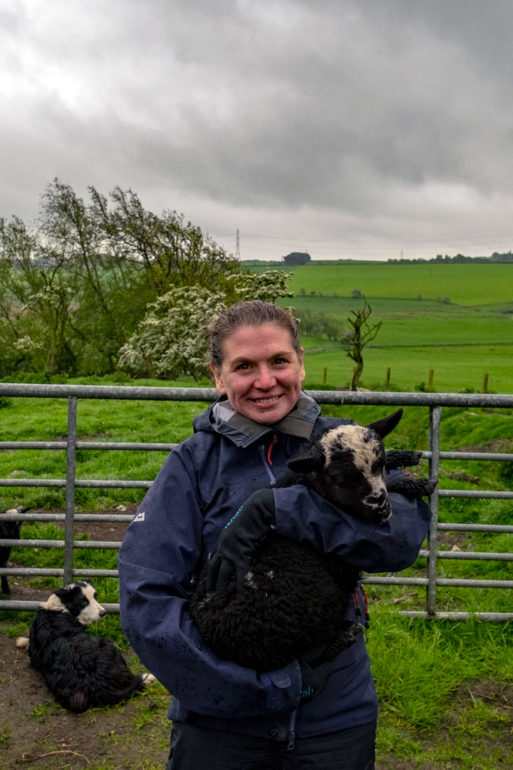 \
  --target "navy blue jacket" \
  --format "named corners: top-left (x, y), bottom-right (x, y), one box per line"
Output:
top-left (118, 401), bottom-right (432, 742)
